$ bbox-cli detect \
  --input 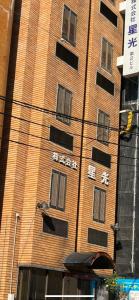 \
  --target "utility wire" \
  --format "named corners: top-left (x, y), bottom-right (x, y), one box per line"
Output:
top-left (0, 123), bottom-right (138, 166)
top-left (0, 99), bottom-right (139, 161)
top-left (0, 109), bottom-right (119, 149)
top-left (1, 95), bottom-right (139, 144)
top-left (2, 95), bottom-right (139, 137)
top-left (0, 95), bottom-right (119, 132)
top-left (0, 107), bottom-right (136, 153)
top-left (0, 135), bottom-right (136, 168)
